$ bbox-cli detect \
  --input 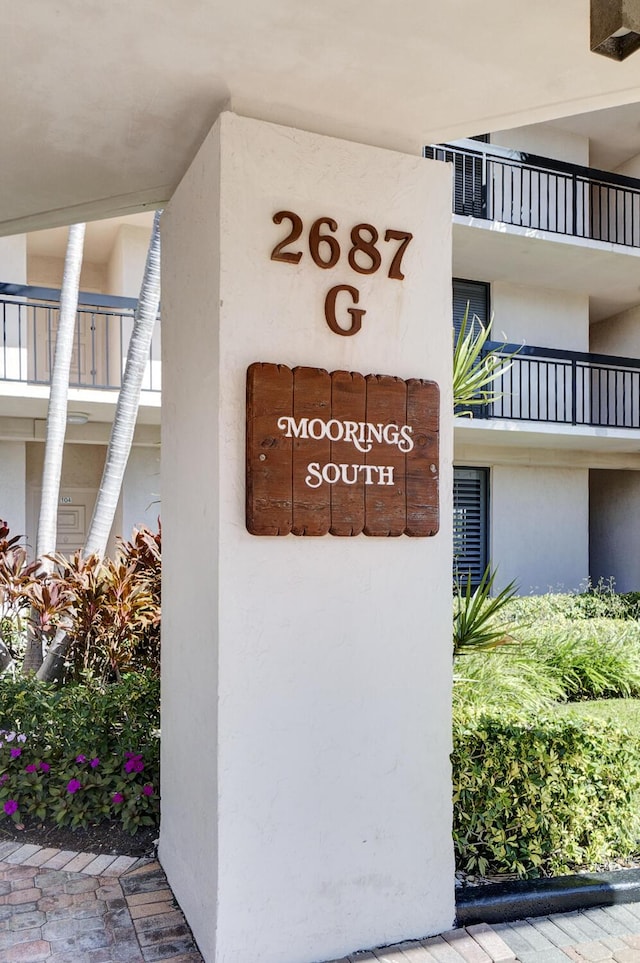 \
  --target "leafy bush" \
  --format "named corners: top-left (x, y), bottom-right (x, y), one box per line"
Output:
top-left (559, 698), bottom-right (640, 737)
top-left (453, 649), bottom-right (565, 715)
top-left (505, 586), bottom-right (640, 624)
top-left (452, 710), bottom-right (640, 878)
top-left (0, 519), bottom-right (161, 682)
top-left (49, 546), bottom-right (159, 683)
top-left (531, 626), bottom-right (640, 701)
top-left (0, 671), bottom-right (159, 833)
